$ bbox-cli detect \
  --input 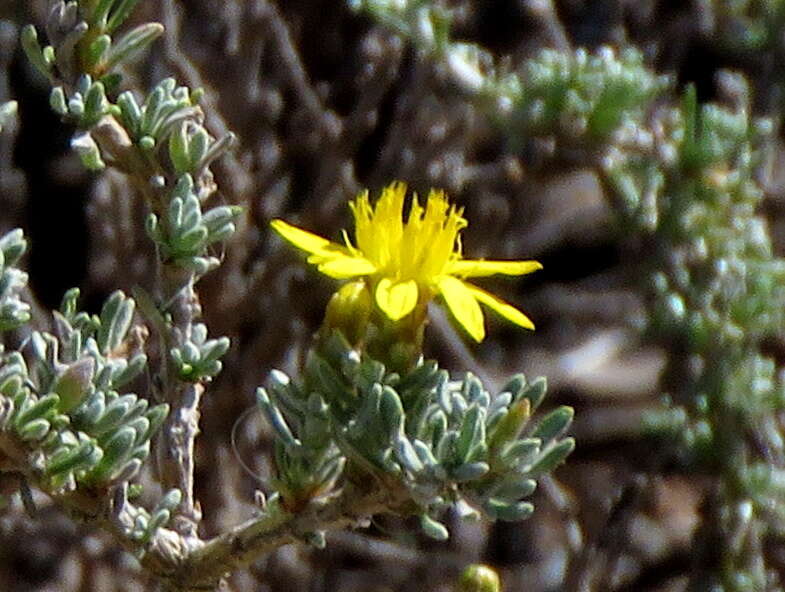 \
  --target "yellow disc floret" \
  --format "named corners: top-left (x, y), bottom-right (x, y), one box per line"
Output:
top-left (271, 182), bottom-right (542, 342)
